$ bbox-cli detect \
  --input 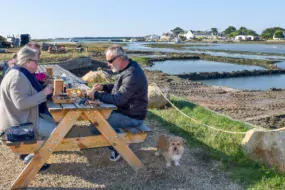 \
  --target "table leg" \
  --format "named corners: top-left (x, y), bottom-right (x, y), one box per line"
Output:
top-left (84, 110), bottom-right (144, 171)
top-left (11, 111), bottom-right (82, 189)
